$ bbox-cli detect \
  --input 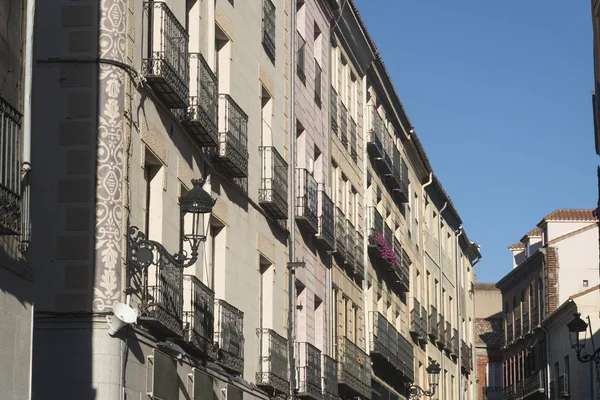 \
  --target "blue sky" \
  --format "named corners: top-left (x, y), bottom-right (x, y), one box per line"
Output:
top-left (353, 0), bottom-right (597, 283)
